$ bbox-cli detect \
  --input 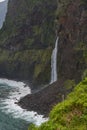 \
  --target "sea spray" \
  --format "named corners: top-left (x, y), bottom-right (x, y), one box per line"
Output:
top-left (0, 78), bottom-right (48, 126)
top-left (50, 37), bottom-right (59, 84)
